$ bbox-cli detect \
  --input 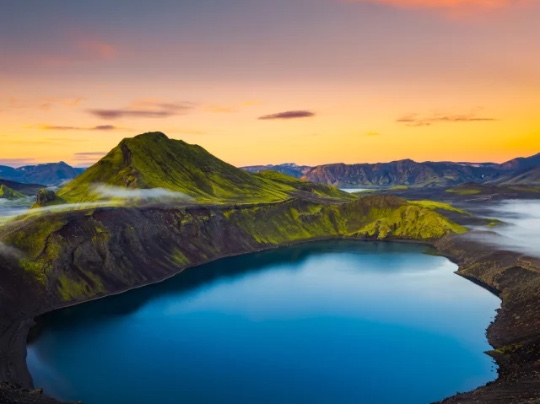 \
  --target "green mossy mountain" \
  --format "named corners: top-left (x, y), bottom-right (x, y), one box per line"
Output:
top-left (55, 132), bottom-right (354, 204)
top-left (0, 185), bottom-right (25, 200)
